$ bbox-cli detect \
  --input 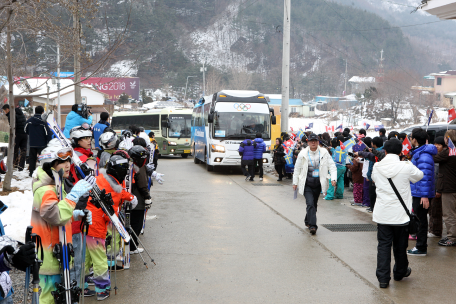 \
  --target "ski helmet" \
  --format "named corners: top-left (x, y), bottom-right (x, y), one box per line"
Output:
top-left (99, 131), bottom-right (118, 150)
top-left (128, 146), bottom-right (149, 168)
top-left (70, 123), bottom-right (92, 146)
top-left (113, 150), bottom-right (130, 160)
top-left (106, 154), bottom-right (129, 183)
top-left (39, 139), bottom-right (73, 166)
top-left (0, 159), bottom-right (7, 174)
